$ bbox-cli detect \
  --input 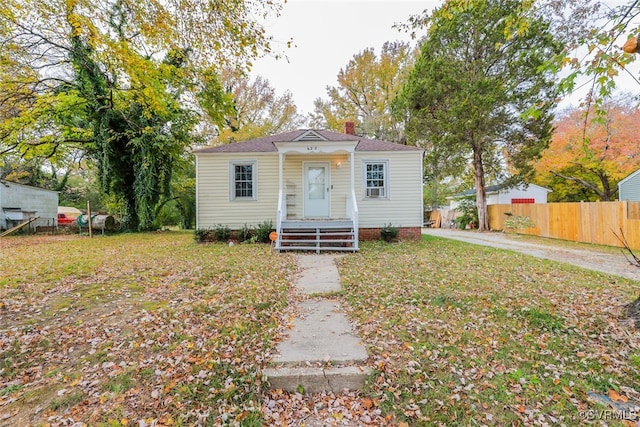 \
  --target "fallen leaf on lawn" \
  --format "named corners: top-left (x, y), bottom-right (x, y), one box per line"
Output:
top-left (608, 389), bottom-right (628, 402)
